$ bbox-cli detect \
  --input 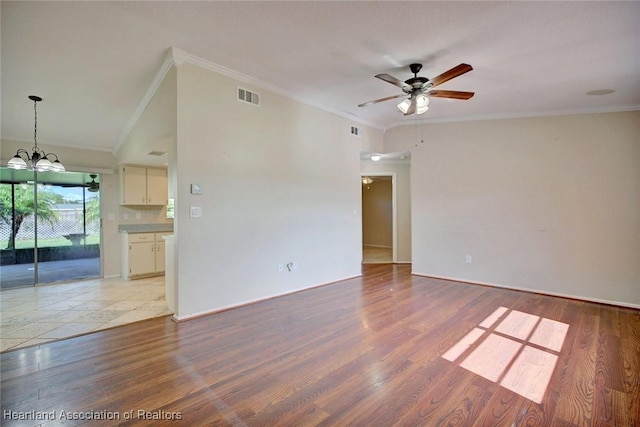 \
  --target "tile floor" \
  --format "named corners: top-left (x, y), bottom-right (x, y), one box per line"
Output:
top-left (0, 275), bottom-right (171, 352)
